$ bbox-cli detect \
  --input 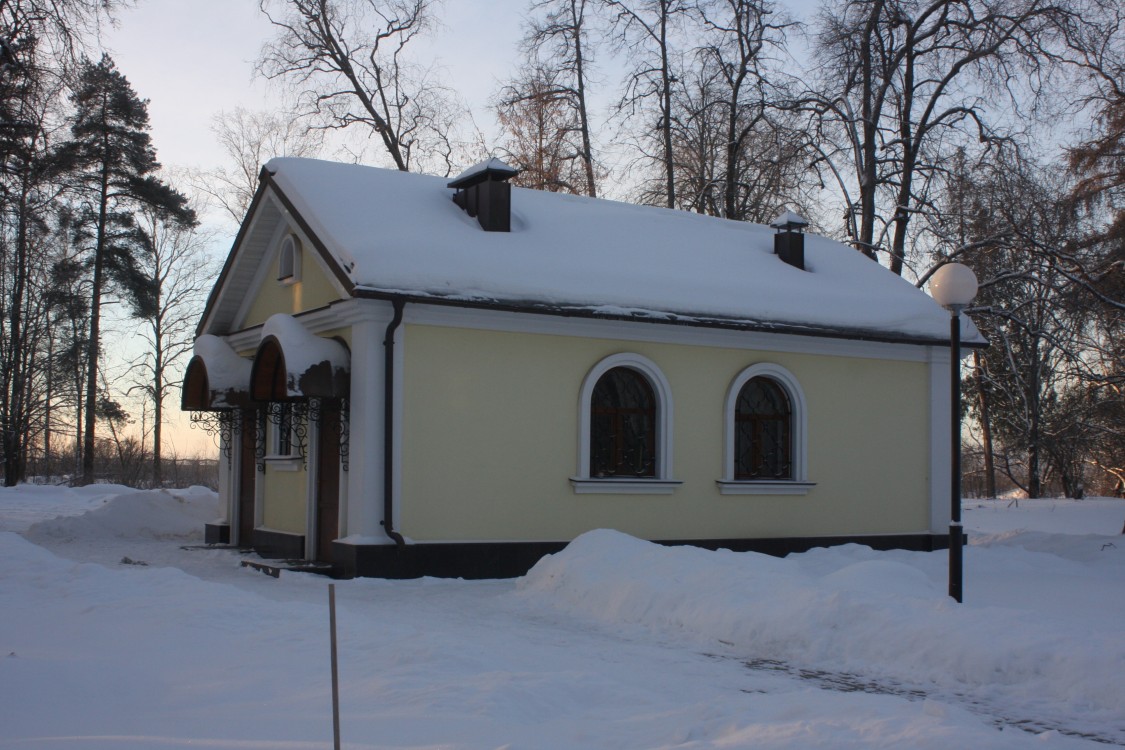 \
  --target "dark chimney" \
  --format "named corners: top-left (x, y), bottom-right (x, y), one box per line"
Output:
top-left (448, 158), bottom-right (520, 232)
top-left (770, 210), bottom-right (809, 270)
